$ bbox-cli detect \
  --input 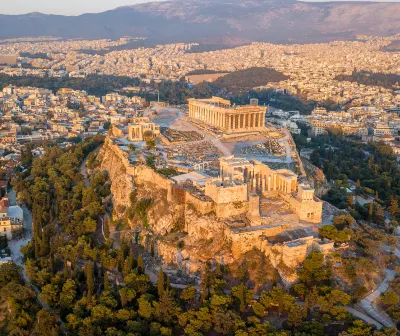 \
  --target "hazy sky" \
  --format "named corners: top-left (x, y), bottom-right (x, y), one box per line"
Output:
top-left (0, 0), bottom-right (399, 15)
